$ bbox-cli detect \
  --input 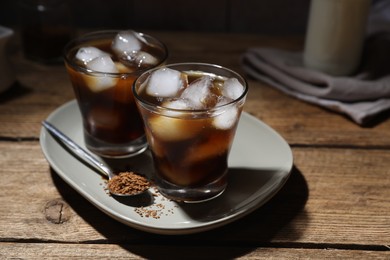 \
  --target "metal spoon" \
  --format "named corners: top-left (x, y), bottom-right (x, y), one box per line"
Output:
top-left (42, 121), bottom-right (150, 197)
